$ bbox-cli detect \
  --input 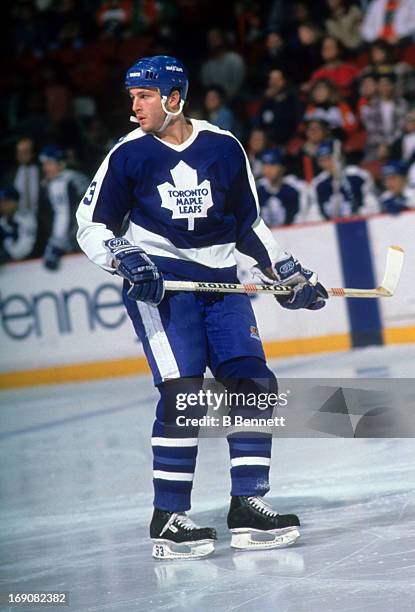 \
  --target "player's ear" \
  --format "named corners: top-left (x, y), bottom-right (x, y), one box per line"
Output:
top-left (167, 89), bottom-right (181, 112)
